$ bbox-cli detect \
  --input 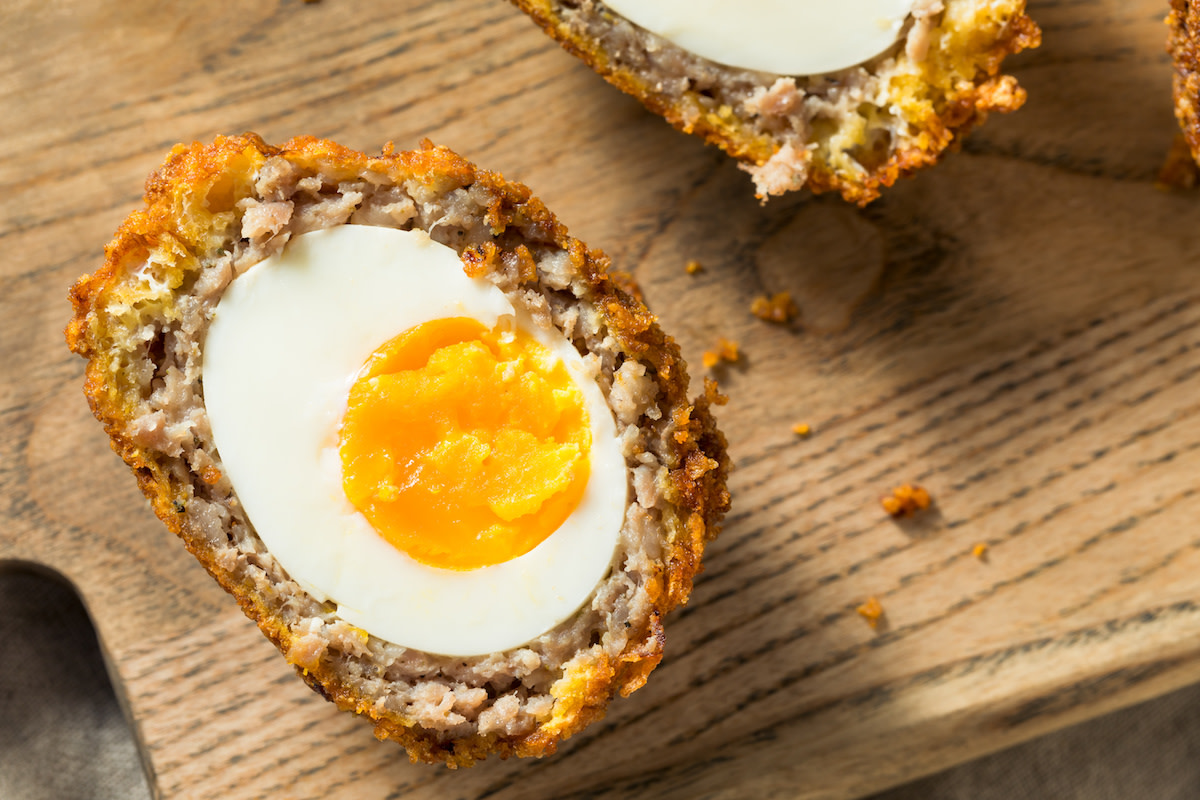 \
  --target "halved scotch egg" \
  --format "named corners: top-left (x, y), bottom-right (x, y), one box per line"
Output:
top-left (66, 135), bottom-right (729, 765)
top-left (1169, 0), bottom-right (1200, 163)
top-left (510, 0), bottom-right (1040, 204)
